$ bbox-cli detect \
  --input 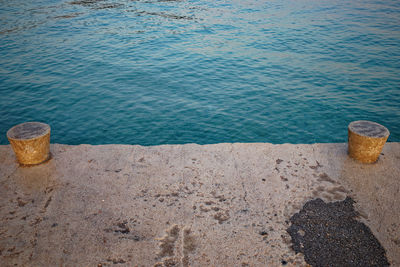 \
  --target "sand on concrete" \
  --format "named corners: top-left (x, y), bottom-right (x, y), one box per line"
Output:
top-left (0, 143), bottom-right (399, 266)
